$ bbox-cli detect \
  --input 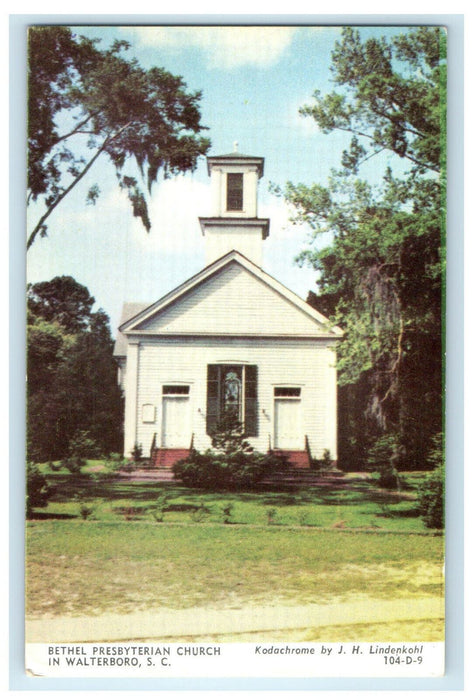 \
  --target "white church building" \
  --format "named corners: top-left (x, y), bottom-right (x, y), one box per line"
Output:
top-left (114, 149), bottom-right (342, 468)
